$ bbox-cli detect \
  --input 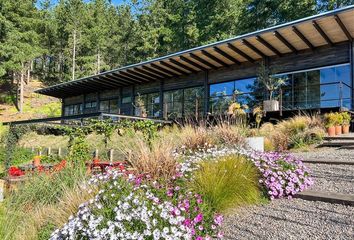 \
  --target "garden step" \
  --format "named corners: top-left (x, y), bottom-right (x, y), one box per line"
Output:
top-left (324, 136), bottom-right (354, 141)
top-left (295, 190), bottom-right (354, 206)
top-left (302, 159), bottom-right (354, 165)
top-left (319, 141), bottom-right (354, 147)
